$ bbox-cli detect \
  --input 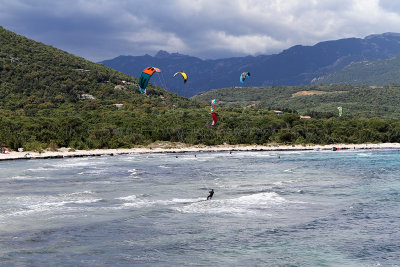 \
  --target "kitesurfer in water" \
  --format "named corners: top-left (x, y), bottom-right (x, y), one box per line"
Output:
top-left (207, 189), bottom-right (214, 200)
